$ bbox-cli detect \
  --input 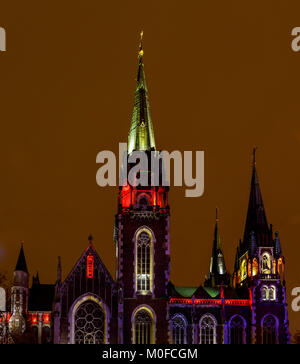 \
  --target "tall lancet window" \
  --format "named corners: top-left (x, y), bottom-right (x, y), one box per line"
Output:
top-left (262, 315), bottom-right (278, 344)
top-left (172, 315), bottom-right (187, 344)
top-left (229, 315), bottom-right (246, 344)
top-left (133, 308), bottom-right (154, 344)
top-left (199, 314), bottom-right (217, 344)
top-left (136, 230), bottom-right (152, 294)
